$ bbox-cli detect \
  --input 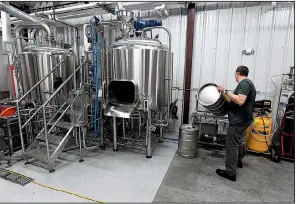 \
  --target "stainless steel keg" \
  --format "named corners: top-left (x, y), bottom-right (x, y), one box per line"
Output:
top-left (198, 83), bottom-right (228, 116)
top-left (178, 124), bottom-right (199, 159)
